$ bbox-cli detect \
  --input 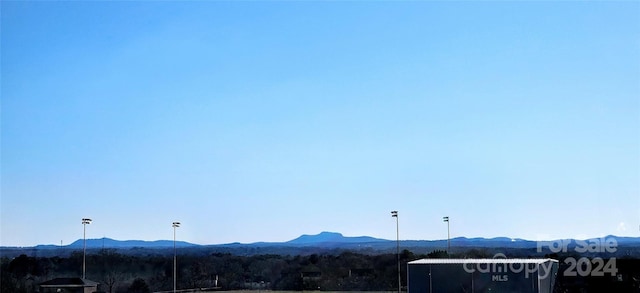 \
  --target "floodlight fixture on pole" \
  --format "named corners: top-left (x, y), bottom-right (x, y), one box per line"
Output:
top-left (81, 218), bottom-right (92, 279)
top-left (391, 211), bottom-right (400, 293)
top-left (173, 222), bottom-right (180, 293)
top-left (443, 216), bottom-right (450, 254)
